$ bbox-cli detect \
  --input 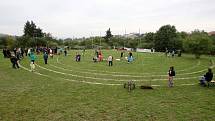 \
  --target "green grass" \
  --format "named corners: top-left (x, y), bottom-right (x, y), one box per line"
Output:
top-left (0, 50), bottom-right (215, 121)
